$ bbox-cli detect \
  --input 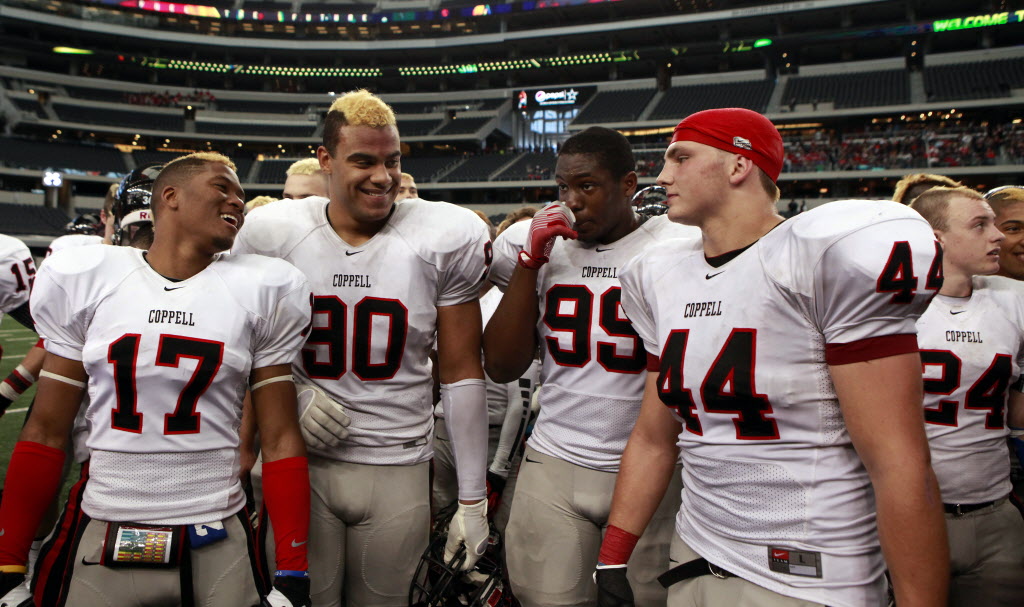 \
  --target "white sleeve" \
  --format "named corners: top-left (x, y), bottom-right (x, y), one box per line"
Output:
top-left (30, 263), bottom-right (86, 361)
top-left (438, 220), bottom-right (491, 307)
top-left (813, 218), bottom-right (940, 363)
top-left (487, 221), bottom-right (527, 291)
top-left (252, 272), bottom-right (313, 369)
top-left (0, 241), bottom-right (33, 313)
top-left (619, 254), bottom-right (658, 356)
